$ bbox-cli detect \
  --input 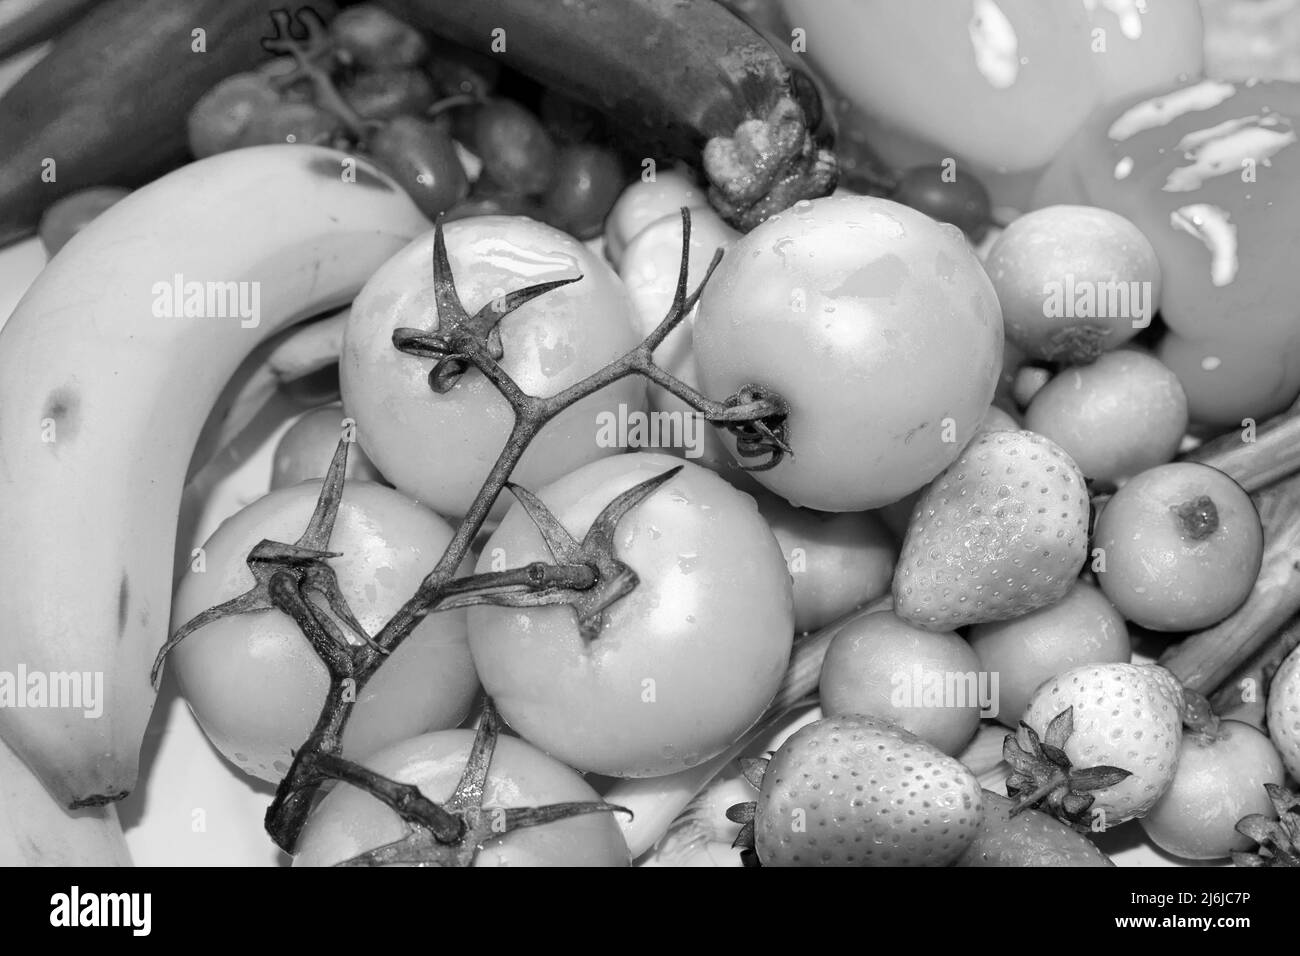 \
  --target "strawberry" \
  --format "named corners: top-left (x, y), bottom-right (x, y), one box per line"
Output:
top-left (730, 714), bottom-right (983, 866)
top-left (955, 790), bottom-right (1113, 867)
top-left (1268, 644), bottom-right (1300, 782)
top-left (892, 429), bottom-right (1090, 631)
top-left (1016, 663), bottom-right (1185, 828)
